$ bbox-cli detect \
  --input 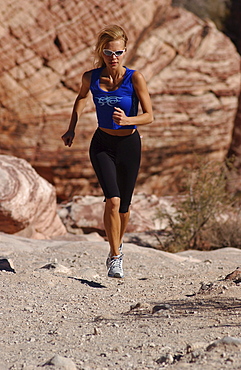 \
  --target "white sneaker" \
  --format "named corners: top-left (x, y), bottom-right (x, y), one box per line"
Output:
top-left (107, 254), bottom-right (124, 278)
top-left (106, 243), bottom-right (123, 270)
